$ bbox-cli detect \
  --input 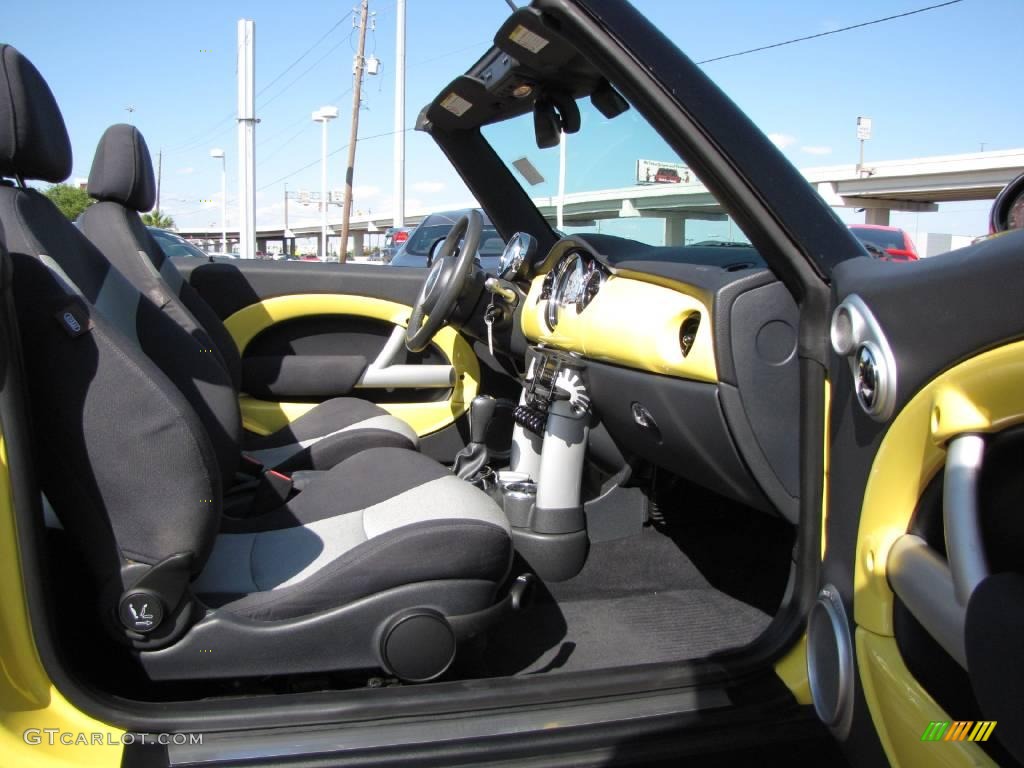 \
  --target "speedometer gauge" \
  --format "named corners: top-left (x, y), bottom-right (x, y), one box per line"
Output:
top-left (559, 256), bottom-right (587, 307)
